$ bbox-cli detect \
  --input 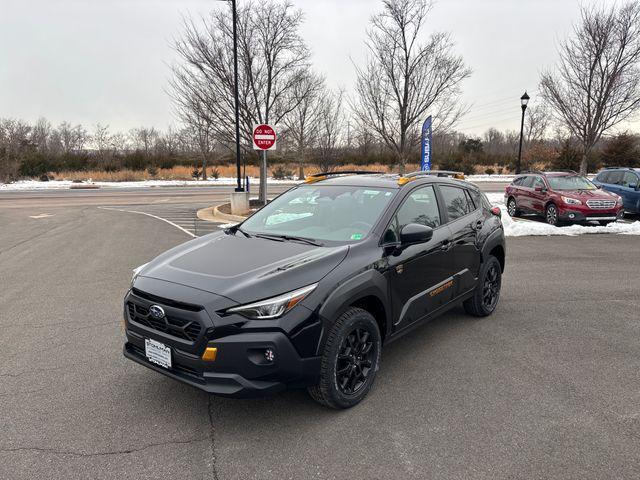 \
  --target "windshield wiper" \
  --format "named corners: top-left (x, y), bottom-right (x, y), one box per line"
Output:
top-left (226, 224), bottom-right (251, 238)
top-left (255, 233), bottom-right (323, 247)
